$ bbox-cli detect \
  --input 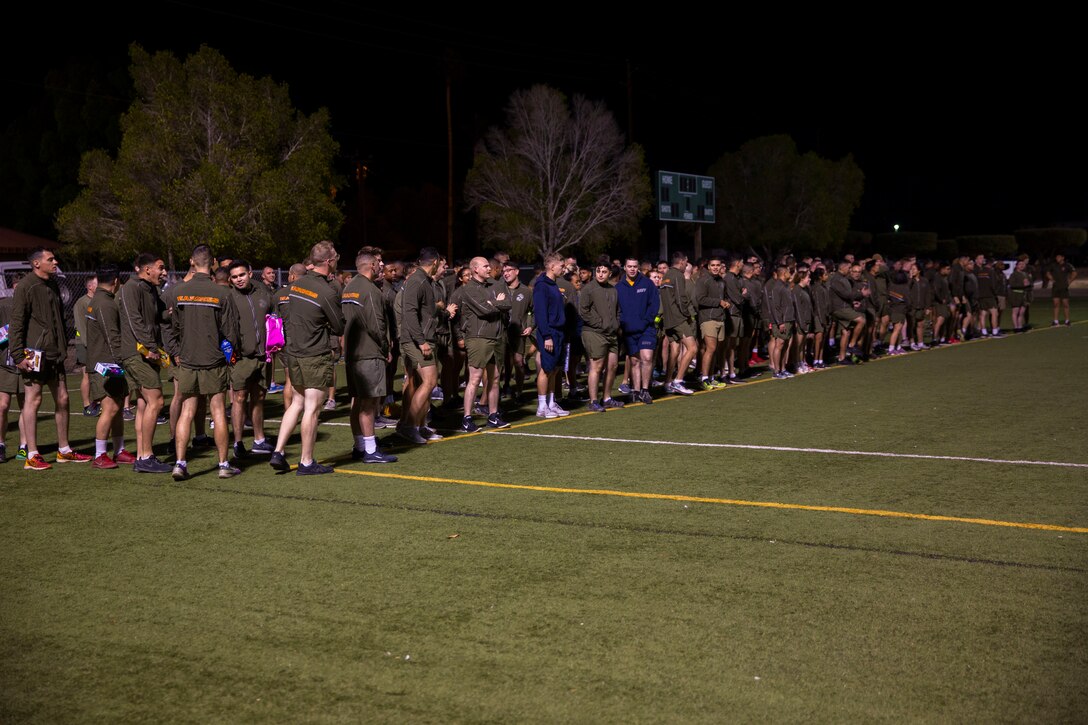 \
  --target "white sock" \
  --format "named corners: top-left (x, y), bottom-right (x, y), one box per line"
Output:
top-left (59, 446), bottom-right (72, 454)
top-left (547, 393), bottom-right (555, 406)
top-left (253, 437), bottom-right (265, 445)
top-left (537, 395), bottom-right (547, 408)
top-left (95, 439), bottom-right (107, 457)
top-left (176, 460), bottom-right (186, 467)
top-left (29, 450), bottom-right (39, 458)
top-left (219, 461), bottom-right (231, 468)
top-left (363, 436), bottom-right (377, 454)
